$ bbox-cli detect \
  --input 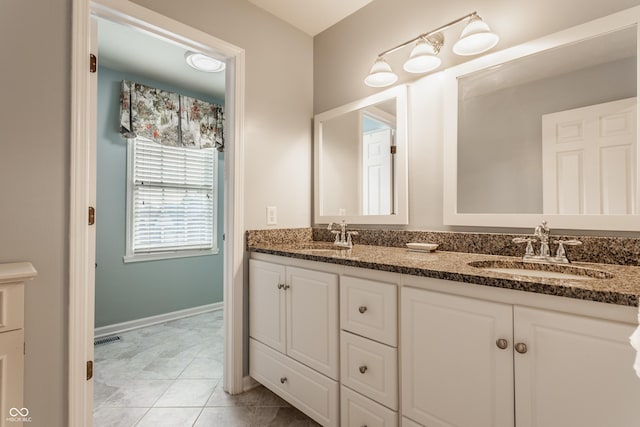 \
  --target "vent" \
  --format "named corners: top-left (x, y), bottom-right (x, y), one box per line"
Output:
top-left (94, 335), bottom-right (121, 346)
